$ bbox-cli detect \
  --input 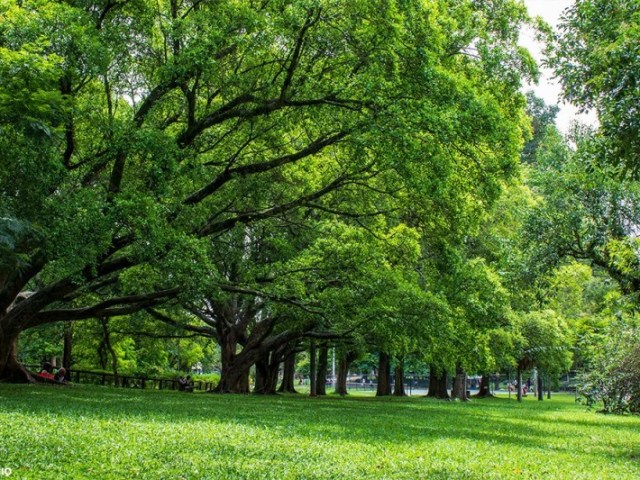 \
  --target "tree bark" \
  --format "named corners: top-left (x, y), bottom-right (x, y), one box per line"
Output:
top-left (0, 327), bottom-right (33, 383)
top-left (254, 356), bottom-right (279, 395)
top-left (517, 367), bottom-right (523, 402)
top-left (315, 342), bottom-right (328, 395)
top-left (214, 318), bottom-right (305, 394)
top-left (278, 348), bottom-right (298, 393)
top-left (214, 332), bottom-right (251, 393)
top-left (309, 340), bottom-right (317, 397)
top-left (335, 350), bottom-right (357, 396)
top-left (451, 365), bottom-right (468, 401)
top-left (63, 321), bottom-right (73, 372)
top-left (253, 360), bottom-right (267, 394)
top-left (537, 373), bottom-right (544, 401)
top-left (215, 362), bottom-right (250, 393)
top-left (335, 356), bottom-right (348, 396)
top-left (547, 374), bottom-right (551, 399)
top-left (100, 318), bottom-right (119, 385)
top-left (427, 366), bottom-right (450, 399)
top-left (473, 374), bottom-right (493, 398)
top-left (376, 351), bottom-right (392, 396)
top-left (393, 360), bottom-right (406, 397)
